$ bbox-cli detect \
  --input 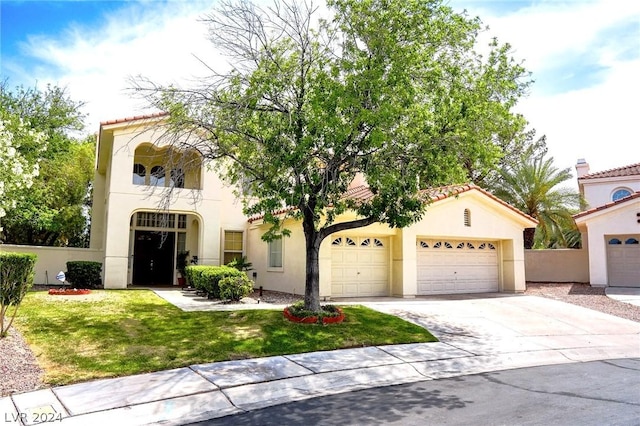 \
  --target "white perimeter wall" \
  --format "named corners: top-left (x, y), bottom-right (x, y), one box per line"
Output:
top-left (0, 245), bottom-right (103, 285)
